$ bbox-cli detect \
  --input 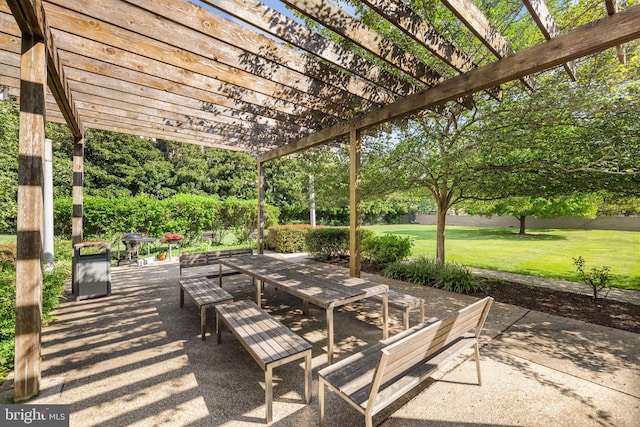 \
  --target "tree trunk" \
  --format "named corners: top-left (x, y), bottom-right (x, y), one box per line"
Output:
top-left (436, 205), bottom-right (447, 265)
top-left (519, 215), bottom-right (527, 235)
